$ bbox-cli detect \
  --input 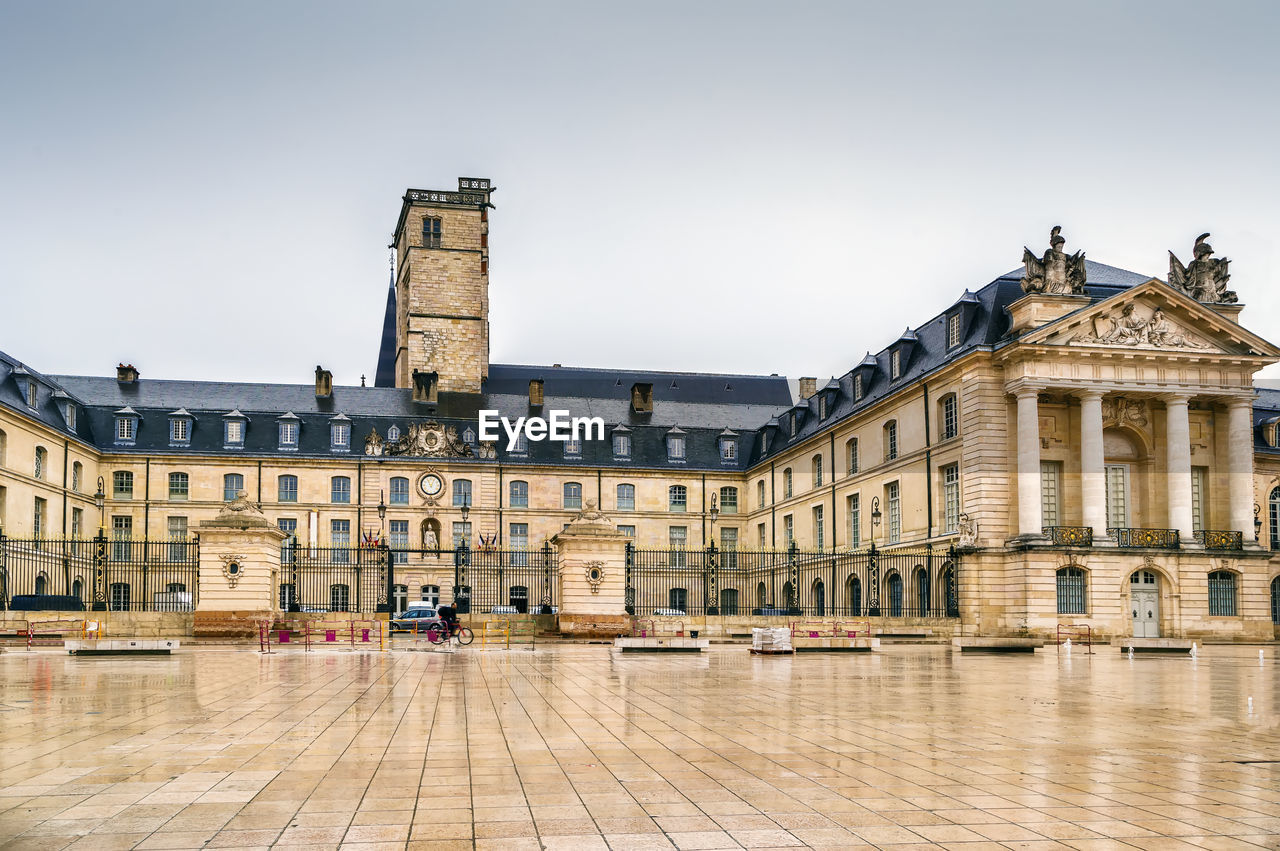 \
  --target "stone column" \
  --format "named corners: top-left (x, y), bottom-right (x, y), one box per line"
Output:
top-left (1014, 387), bottom-right (1044, 539)
top-left (1226, 396), bottom-right (1256, 541)
top-left (194, 494), bottom-right (288, 638)
top-left (1077, 389), bottom-right (1108, 542)
top-left (551, 500), bottom-right (630, 637)
top-left (1162, 394), bottom-right (1195, 543)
